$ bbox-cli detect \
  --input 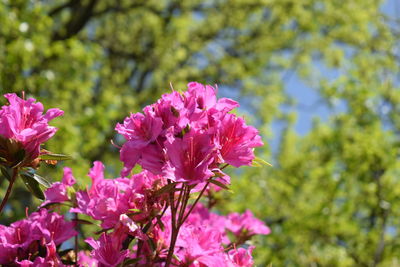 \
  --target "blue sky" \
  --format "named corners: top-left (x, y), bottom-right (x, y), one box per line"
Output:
top-left (280, 0), bottom-right (397, 133)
